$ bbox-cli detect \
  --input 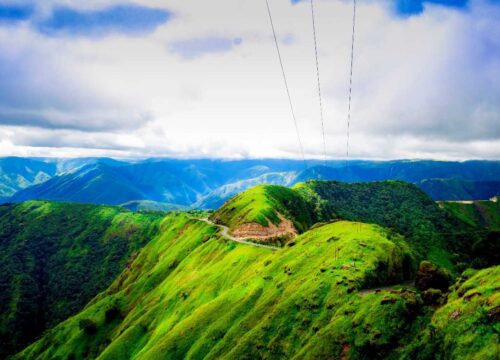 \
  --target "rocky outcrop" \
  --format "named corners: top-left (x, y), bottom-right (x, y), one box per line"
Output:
top-left (231, 212), bottom-right (297, 242)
